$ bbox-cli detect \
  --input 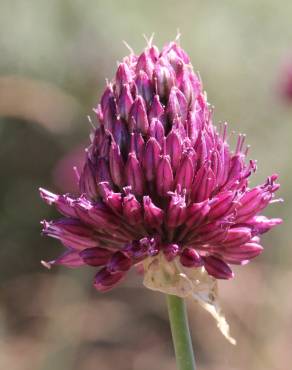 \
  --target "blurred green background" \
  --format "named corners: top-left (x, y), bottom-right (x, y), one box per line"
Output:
top-left (0, 1), bottom-right (290, 369)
